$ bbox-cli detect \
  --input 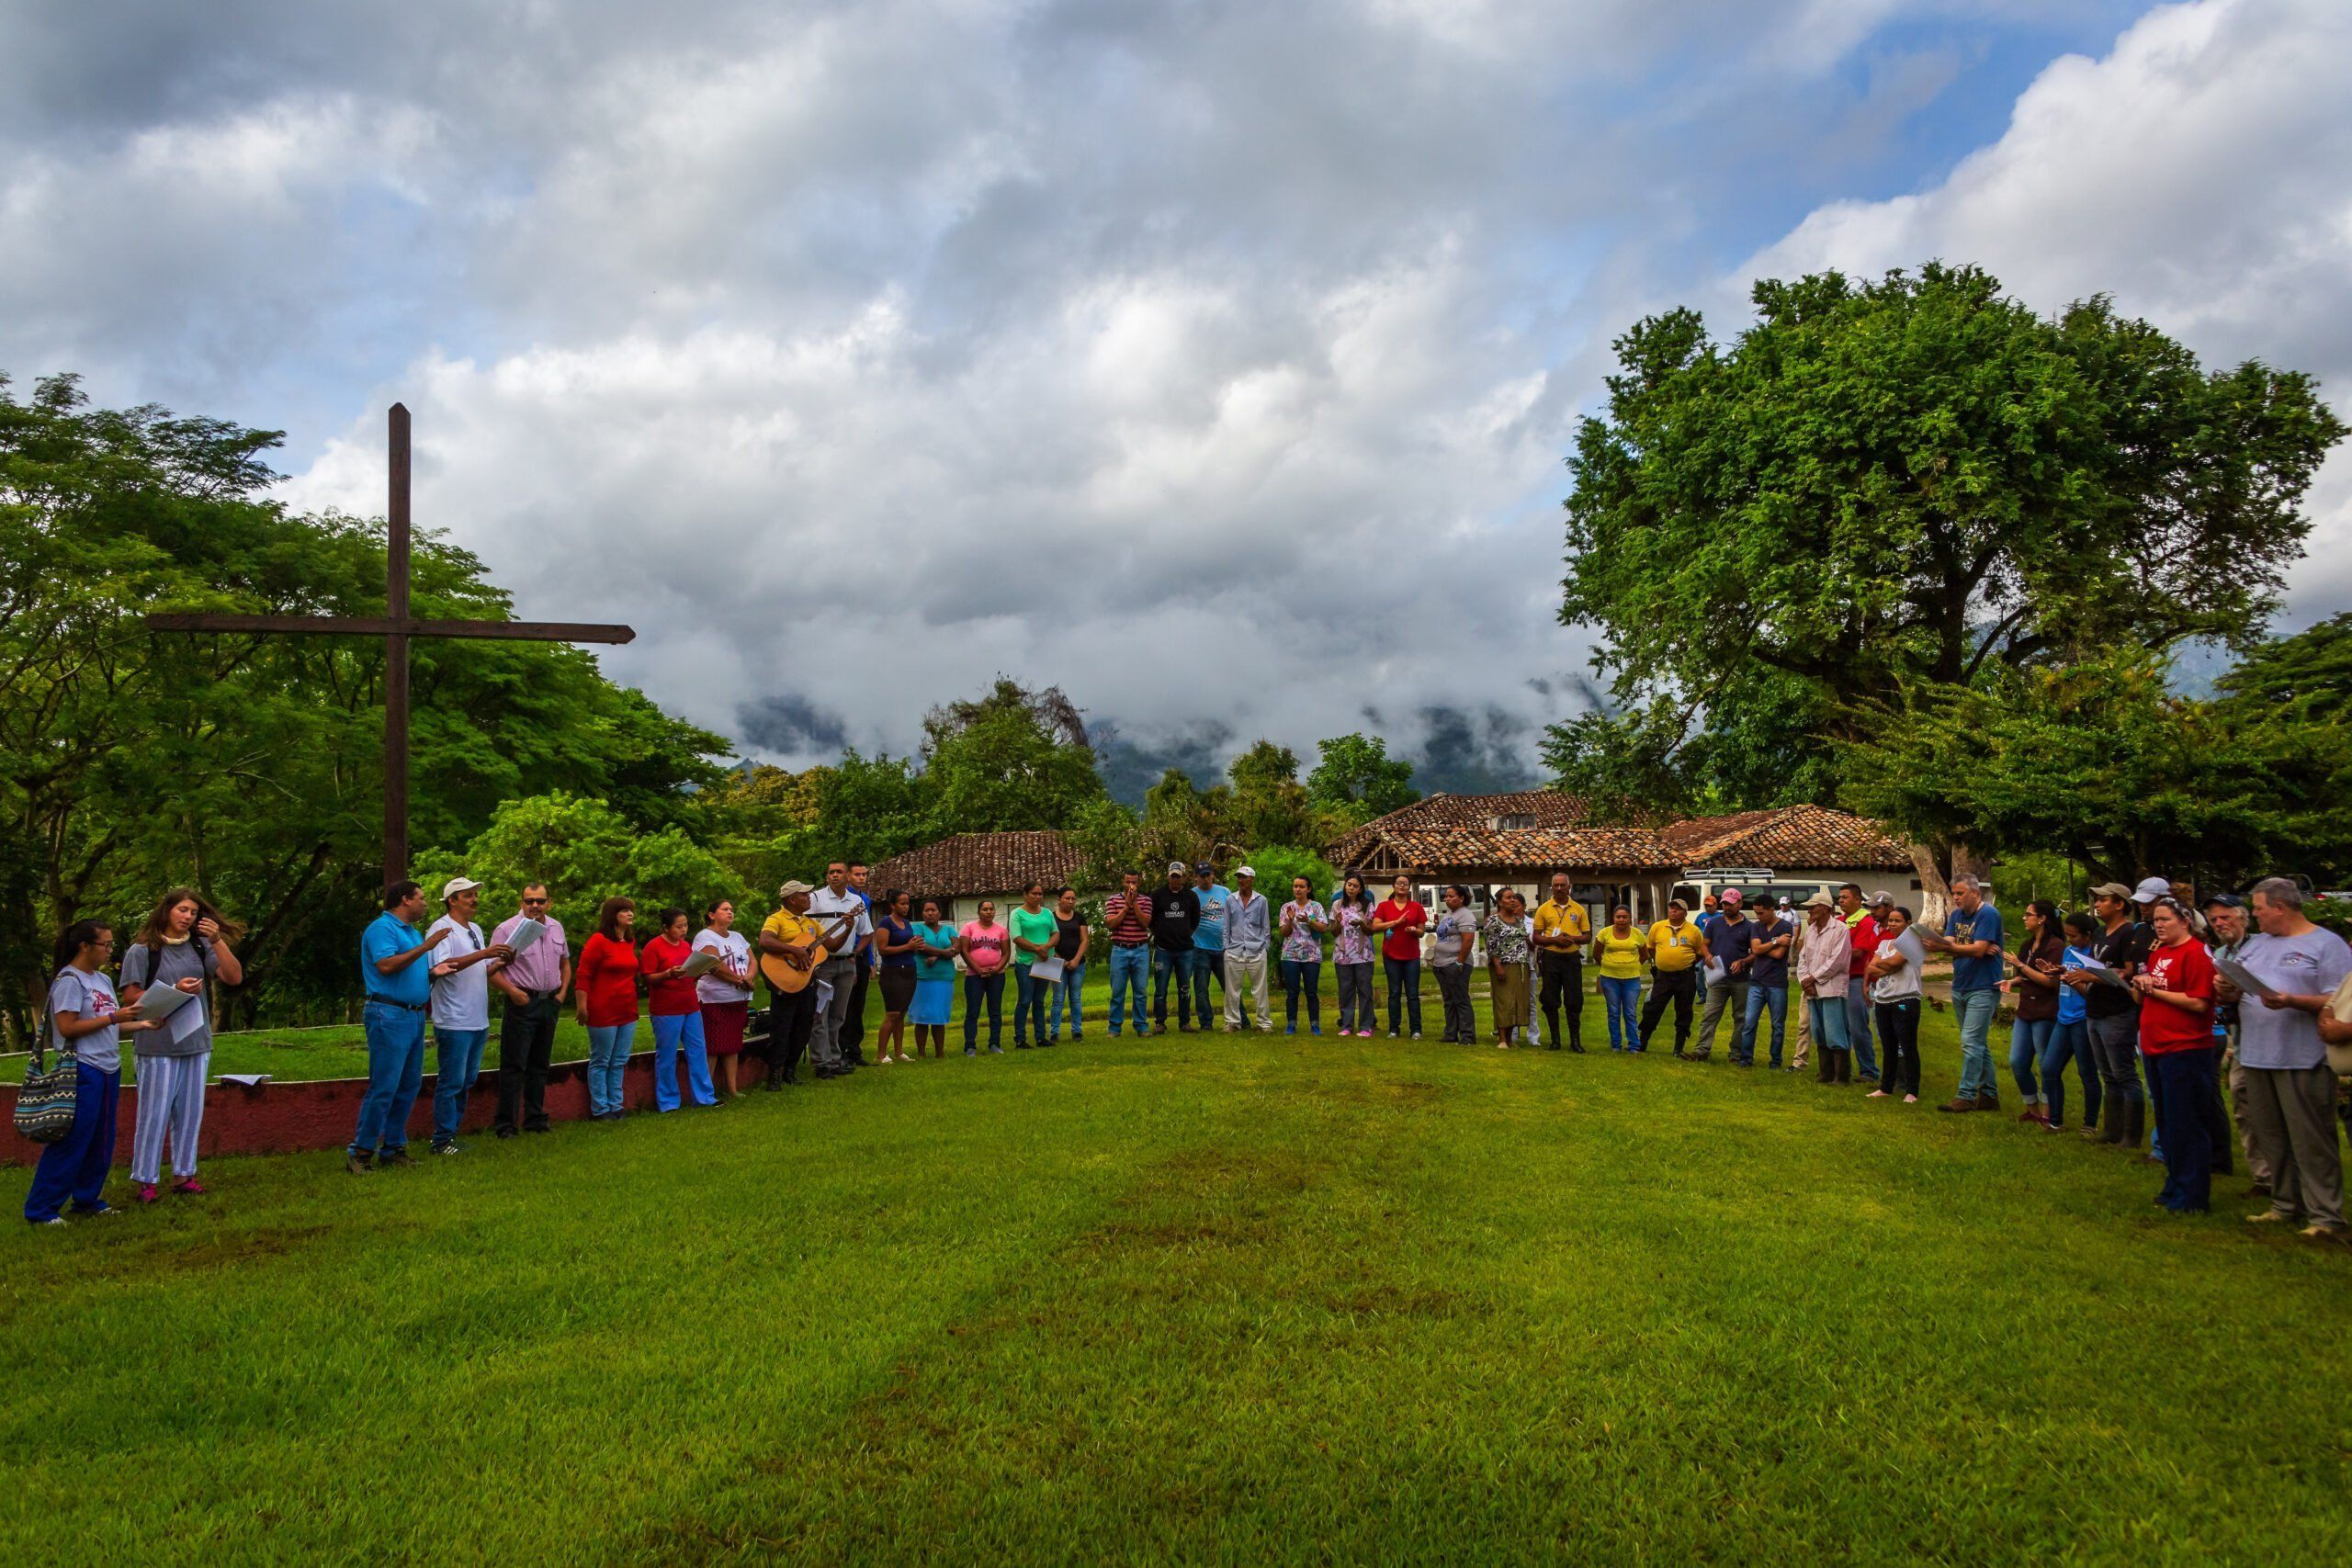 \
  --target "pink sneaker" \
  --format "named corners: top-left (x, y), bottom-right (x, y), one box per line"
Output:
top-left (172, 1178), bottom-right (208, 1196)
top-left (134, 1182), bottom-right (161, 1204)
top-left (1356, 1029), bottom-right (1374, 1038)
